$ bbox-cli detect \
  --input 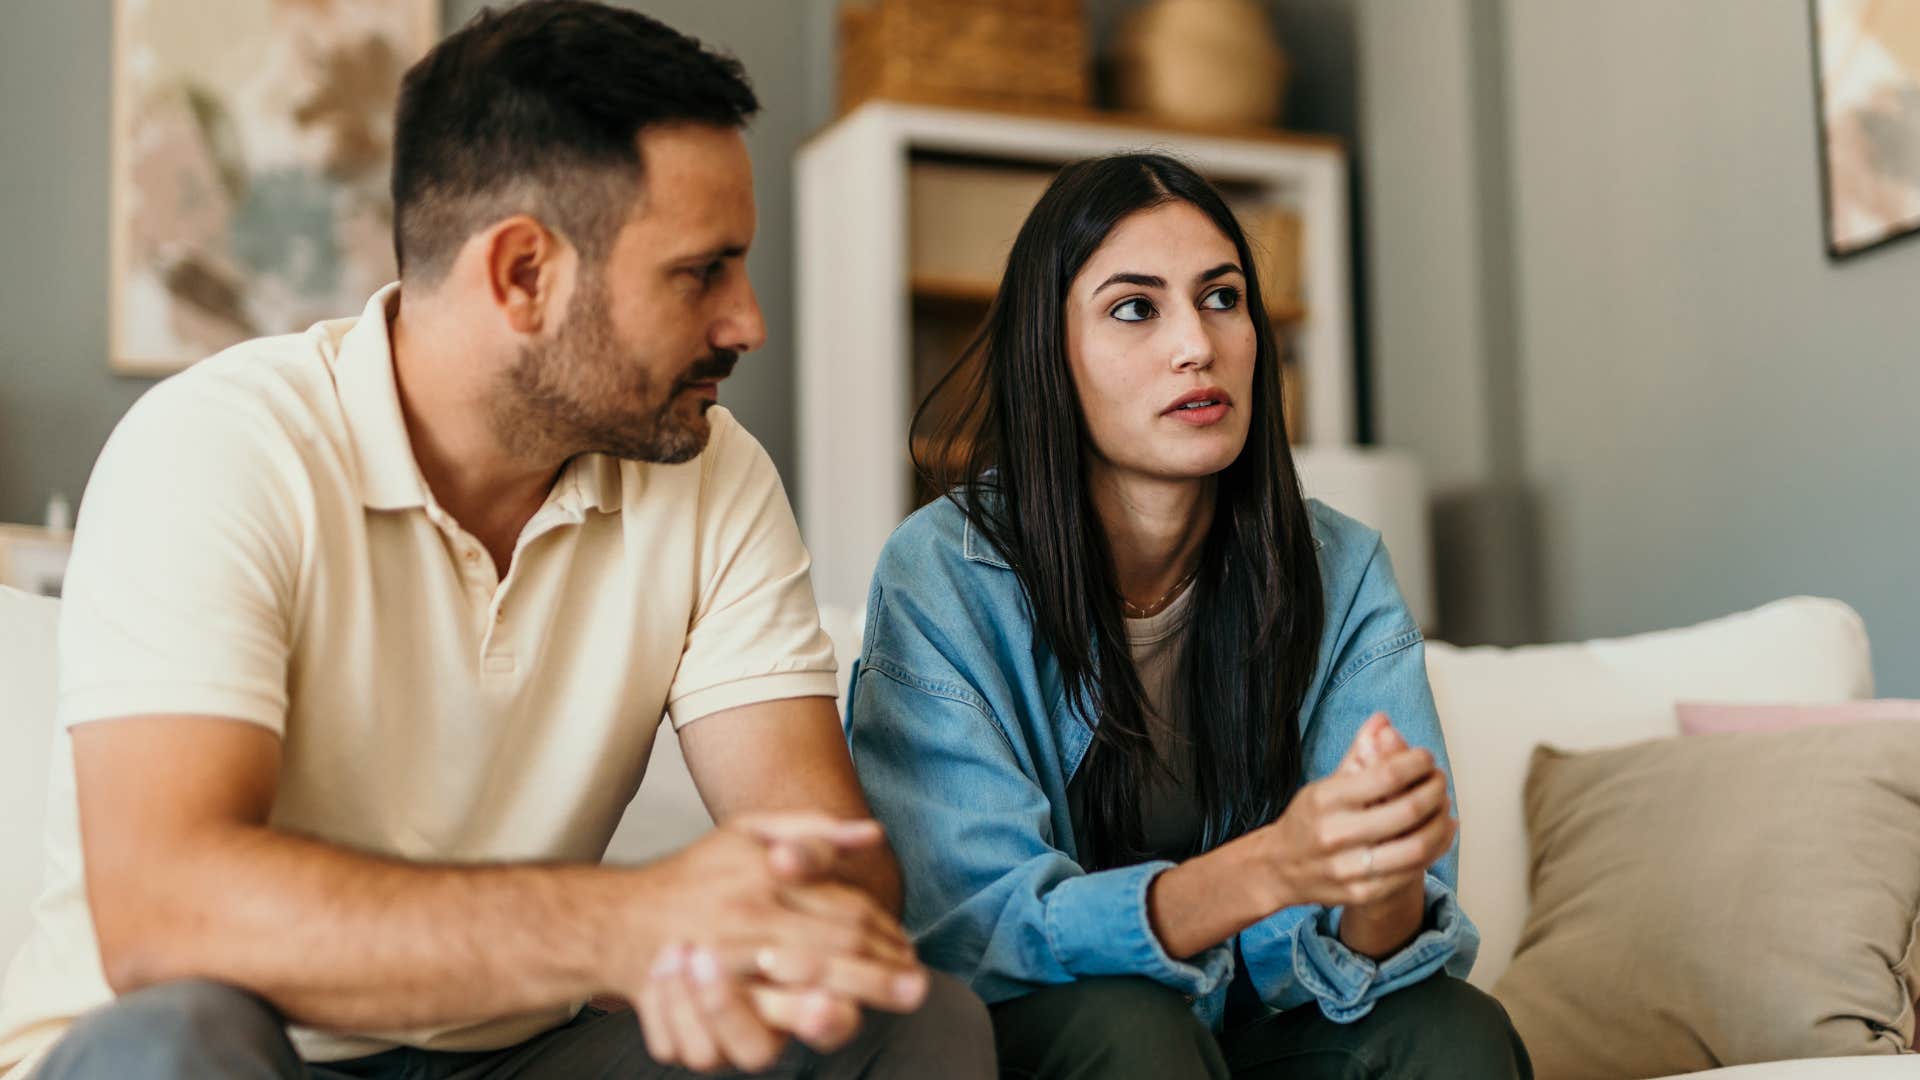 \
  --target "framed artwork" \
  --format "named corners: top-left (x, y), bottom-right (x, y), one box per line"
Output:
top-left (109, 0), bottom-right (440, 374)
top-left (1811, 0), bottom-right (1920, 259)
